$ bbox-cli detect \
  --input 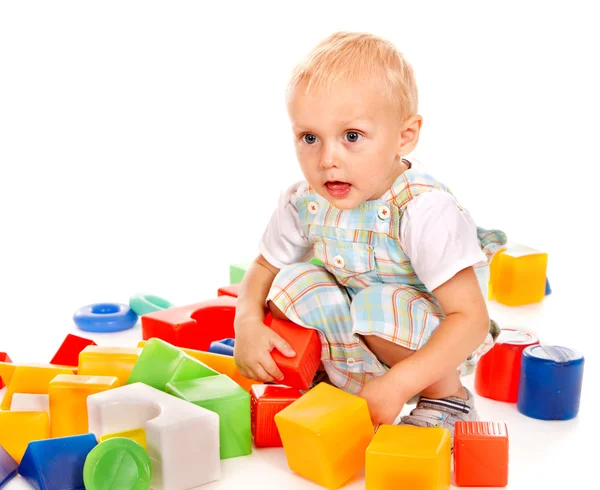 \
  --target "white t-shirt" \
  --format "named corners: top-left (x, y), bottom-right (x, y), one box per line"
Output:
top-left (259, 170), bottom-right (487, 292)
